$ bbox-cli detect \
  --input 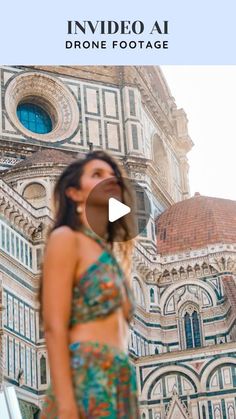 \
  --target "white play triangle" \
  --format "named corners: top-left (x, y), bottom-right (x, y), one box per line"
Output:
top-left (108, 197), bottom-right (131, 222)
